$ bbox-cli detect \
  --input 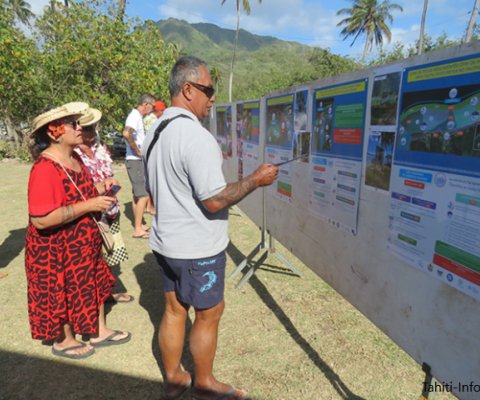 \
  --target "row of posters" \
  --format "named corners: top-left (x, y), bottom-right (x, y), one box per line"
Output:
top-left (213, 53), bottom-right (480, 301)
